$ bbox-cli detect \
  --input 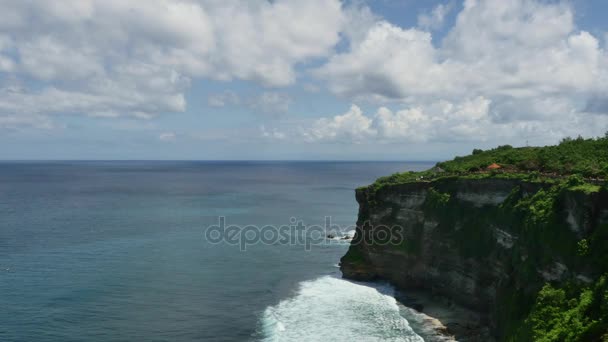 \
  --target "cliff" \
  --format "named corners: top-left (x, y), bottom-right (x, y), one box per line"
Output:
top-left (340, 140), bottom-right (608, 341)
